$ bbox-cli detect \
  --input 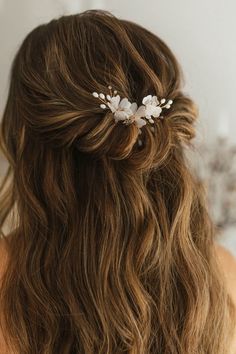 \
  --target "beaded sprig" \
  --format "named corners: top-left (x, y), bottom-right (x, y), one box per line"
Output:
top-left (92, 86), bottom-right (173, 146)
